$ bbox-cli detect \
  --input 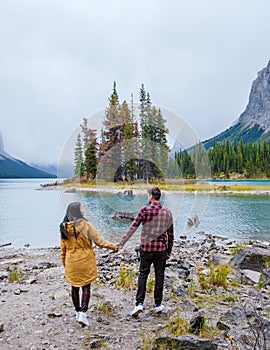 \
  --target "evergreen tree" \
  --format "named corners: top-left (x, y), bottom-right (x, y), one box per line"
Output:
top-left (154, 108), bottom-right (169, 178)
top-left (80, 117), bottom-right (97, 154)
top-left (120, 100), bottom-right (138, 180)
top-left (168, 157), bottom-right (182, 178)
top-left (112, 81), bottom-right (119, 103)
top-left (141, 92), bottom-right (152, 181)
top-left (139, 84), bottom-right (147, 132)
top-left (174, 149), bottom-right (195, 178)
top-left (192, 142), bottom-right (209, 178)
top-left (85, 142), bottom-right (97, 180)
top-left (99, 82), bottom-right (121, 181)
top-left (137, 84), bottom-right (147, 180)
top-left (139, 92), bottom-right (170, 181)
top-left (74, 134), bottom-right (84, 177)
